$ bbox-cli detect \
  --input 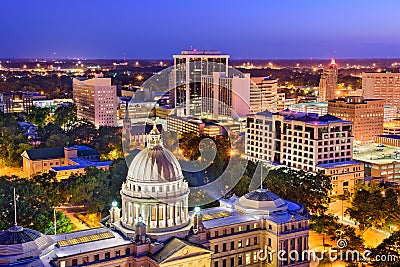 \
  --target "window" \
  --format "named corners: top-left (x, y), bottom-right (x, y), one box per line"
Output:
top-left (151, 207), bottom-right (156, 221)
top-left (231, 241), bottom-right (235, 250)
top-left (230, 258), bottom-right (235, 266)
top-left (60, 261), bottom-right (66, 267)
top-left (253, 251), bottom-right (258, 262)
top-left (238, 240), bottom-right (243, 248)
top-left (215, 231), bottom-right (219, 237)
top-left (268, 238), bottom-right (272, 247)
top-left (126, 248), bottom-right (130, 255)
top-left (254, 237), bottom-right (258, 245)
top-left (116, 250), bottom-right (120, 256)
top-left (214, 245), bottom-right (219, 253)
top-left (246, 253), bottom-right (251, 264)
top-left (223, 243), bottom-right (227, 252)
top-left (254, 223), bottom-right (258, 228)
top-left (238, 226), bottom-right (242, 231)
top-left (246, 238), bottom-right (250, 246)
top-left (94, 254), bottom-right (100, 261)
top-left (238, 255), bottom-right (243, 265)
top-left (214, 261), bottom-right (218, 267)
top-left (222, 259), bottom-right (227, 267)
top-left (269, 224), bottom-right (272, 230)
top-left (231, 227), bottom-right (235, 234)
top-left (105, 252), bottom-right (110, 259)
top-left (72, 259), bottom-right (78, 266)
